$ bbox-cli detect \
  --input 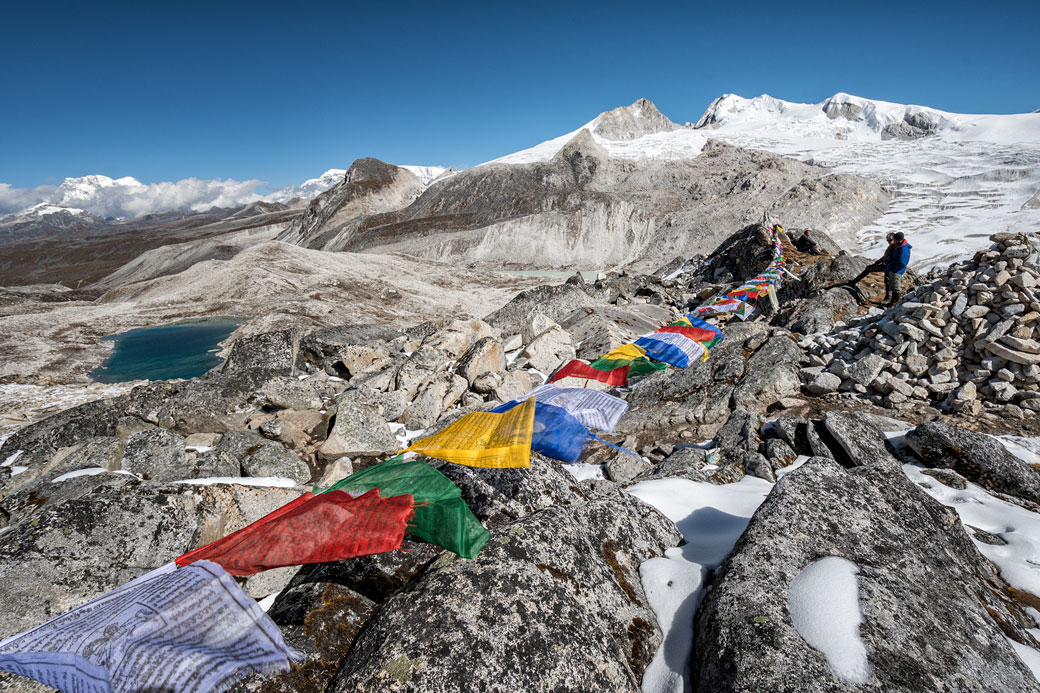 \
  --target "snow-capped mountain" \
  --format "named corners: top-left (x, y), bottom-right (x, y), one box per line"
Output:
top-left (0, 164), bottom-right (452, 228)
top-left (489, 94), bottom-right (1040, 269)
